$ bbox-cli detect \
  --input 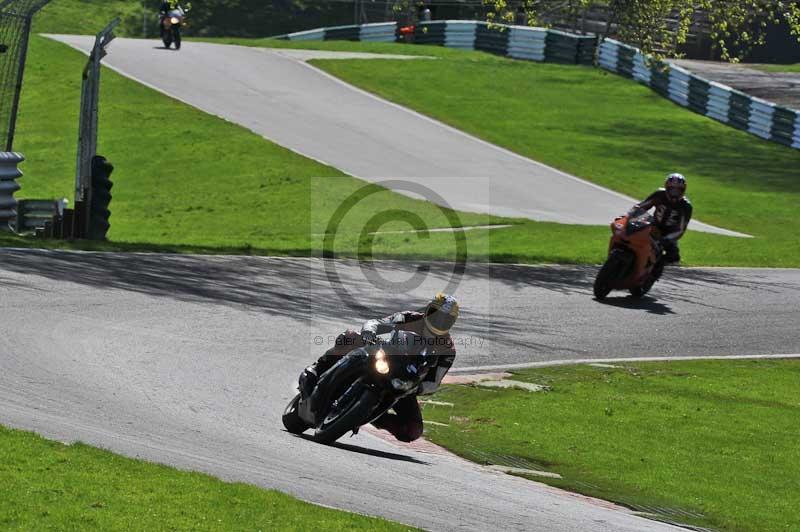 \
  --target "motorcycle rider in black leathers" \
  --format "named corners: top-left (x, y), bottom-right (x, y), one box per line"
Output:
top-left (632, 173), bottom-right (692, 273)
top-left (299, 293), bottom-right (459, 442)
